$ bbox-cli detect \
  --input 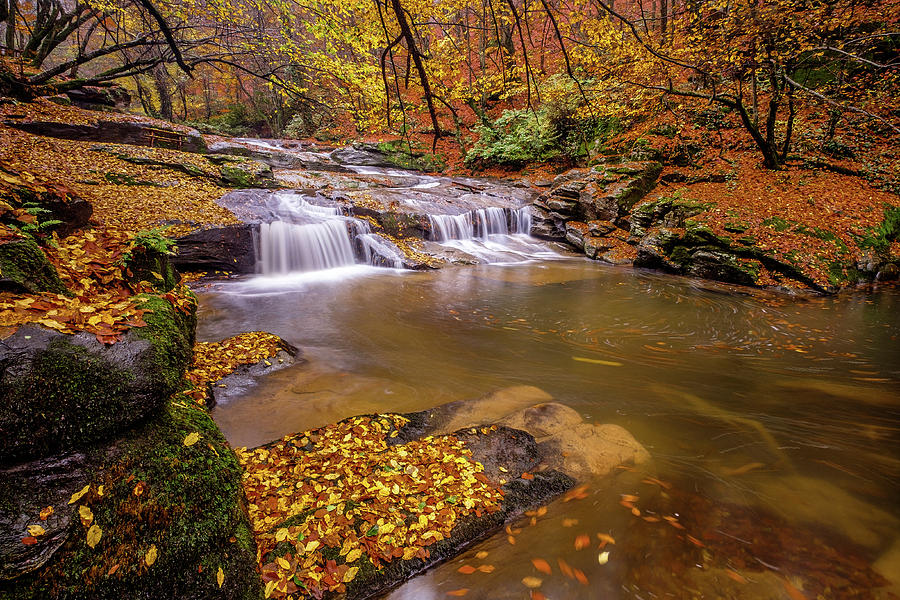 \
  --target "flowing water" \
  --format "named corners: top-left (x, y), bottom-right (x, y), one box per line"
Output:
top-left (196, 147), bottom-right (900, 599)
